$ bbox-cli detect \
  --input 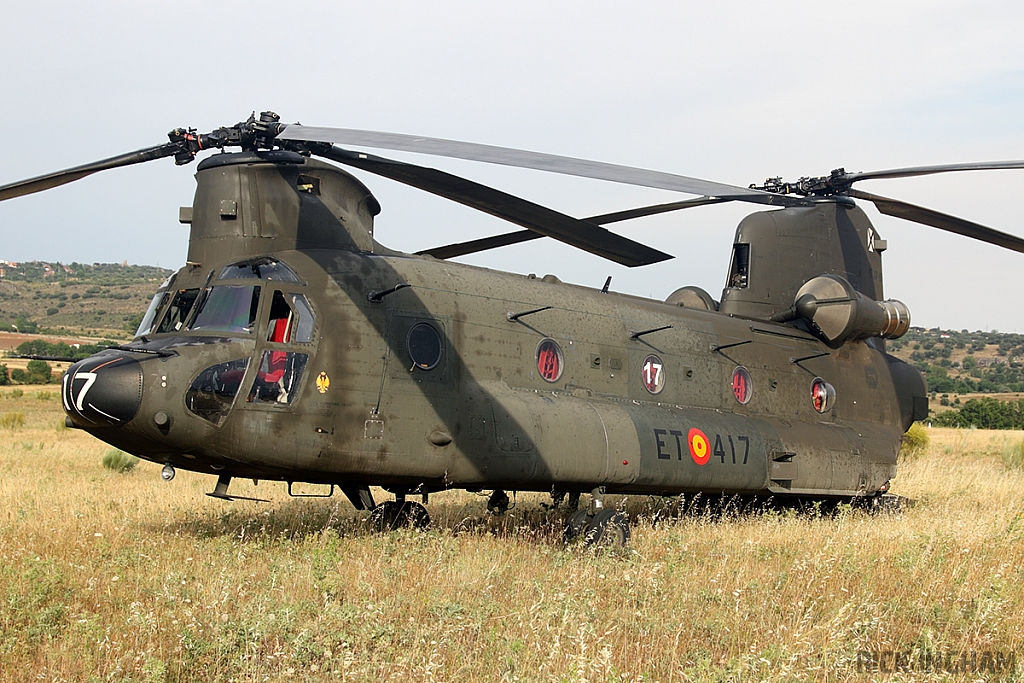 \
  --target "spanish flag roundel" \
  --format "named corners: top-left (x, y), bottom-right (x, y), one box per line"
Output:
top-left (688, 428), bottom-right (710, 466)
